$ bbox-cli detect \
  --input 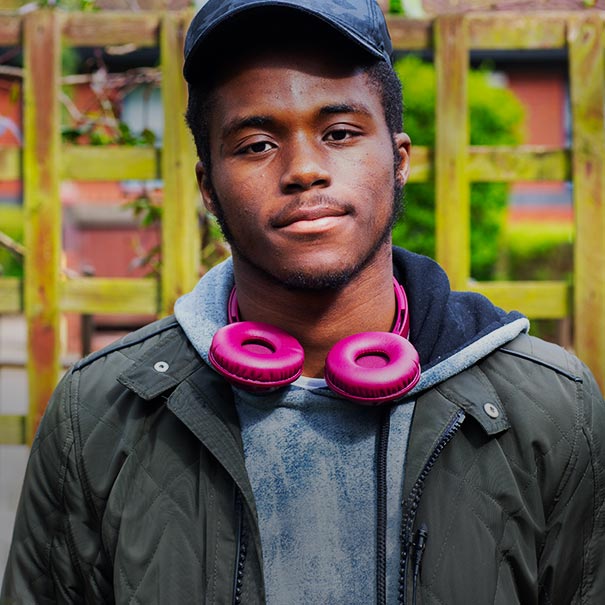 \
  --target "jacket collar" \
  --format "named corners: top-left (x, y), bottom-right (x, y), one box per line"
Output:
top-left (115, 316), bottom-right (510, 438)
top-left (433, 363), bottom-right (510, 436)
top-left (404, 363), bottom-right (509, 494)
top-left (116, 320), bottom-right (202, 400)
